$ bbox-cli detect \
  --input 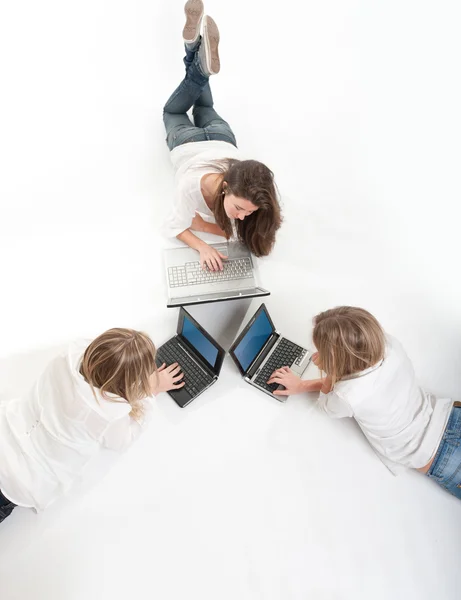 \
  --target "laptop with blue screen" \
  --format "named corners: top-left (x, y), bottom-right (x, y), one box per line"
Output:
top-left (156, 307), bottom-right (225, 408)
top-left (229, 304), bottom-right (311, 401)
